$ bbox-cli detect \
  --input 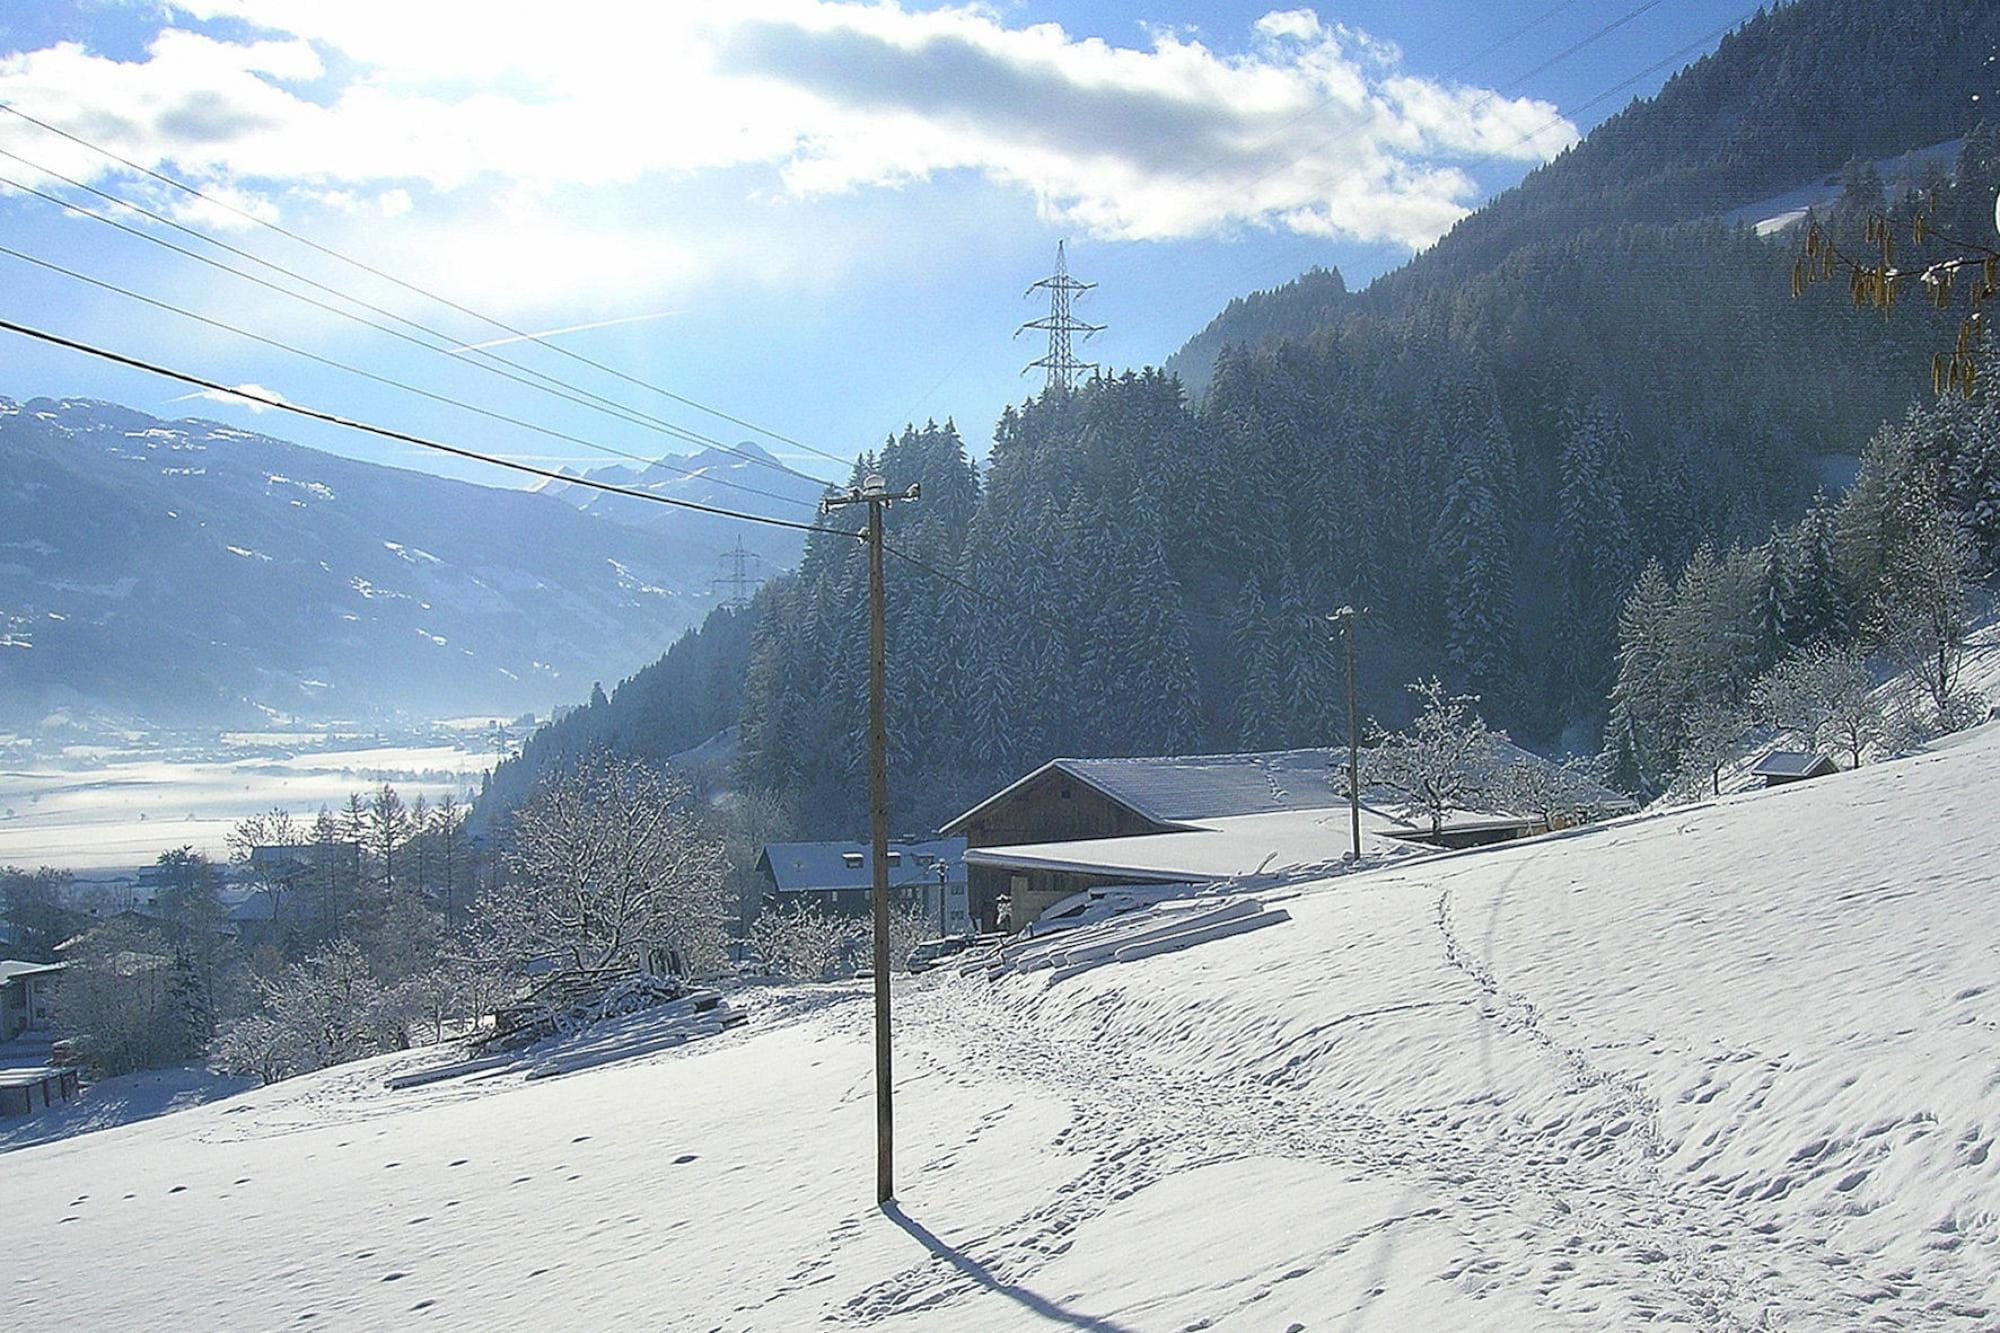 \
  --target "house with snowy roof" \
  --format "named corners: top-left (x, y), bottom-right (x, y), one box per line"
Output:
top-left (755, 837), bottom-right (970, 934)
top-left (940, 748), bottom-right (1629, 931)
top-left (1, 959), bottom-right (64, 1041)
